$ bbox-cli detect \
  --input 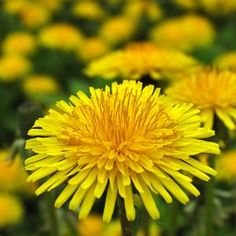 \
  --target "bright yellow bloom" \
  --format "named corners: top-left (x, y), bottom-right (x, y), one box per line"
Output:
top-left (18, 2), bottom-right (50, 28)
top-left (85, 42), bottom-right (198, 80)
top-left (78, 37), bottom-right (109, 62)
top-left (99, 16), bottom-right (135, 45)
top-left (77, 215), bottom-right (104, 236)
top-left (72, 1), bottom-right (105, 20)
top-left (167, 69), bottom-right (236, 130)
top-left (23, 74), bottom-right (59, 95)
top-left (123, 0), bottom-right (162, 22)
top-left (36, 0), bottom-right (61, 12)
top-left (174, 0), bottom-right (198, 9)
top-left (0, 194), bottom-right (23, 227)
top-left (150, 14), bottom-right (215, 52)
top-left (216, 150), bottom-right (236, 180)
top-left (0, 55), bottom-right (31, 81)
top-left (39, 23), bottom-right (84, 51)
top-left (2, 32), bottom-right (36, 56)
top-left (25, 81), bottom-right (219, 222)
top-left (215, 52), bottom-right (236, 71)
top-left (0, 150), bottom-right (29, 192)
top-left (200, 0), bottom-right (236, 15)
